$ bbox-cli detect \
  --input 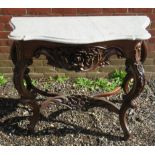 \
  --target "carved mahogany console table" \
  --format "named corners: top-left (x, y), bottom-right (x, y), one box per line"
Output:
top-left (8, 16), bottom-right (151, 140)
